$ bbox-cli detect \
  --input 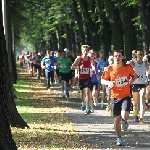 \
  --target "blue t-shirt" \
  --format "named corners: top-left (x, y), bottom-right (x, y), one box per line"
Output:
top-left (42, 56), bottom-right (57, 72)
top-left (91, 61), bottom-right (101, 83)
top-left (96, 58), bottom-right (107, 84)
